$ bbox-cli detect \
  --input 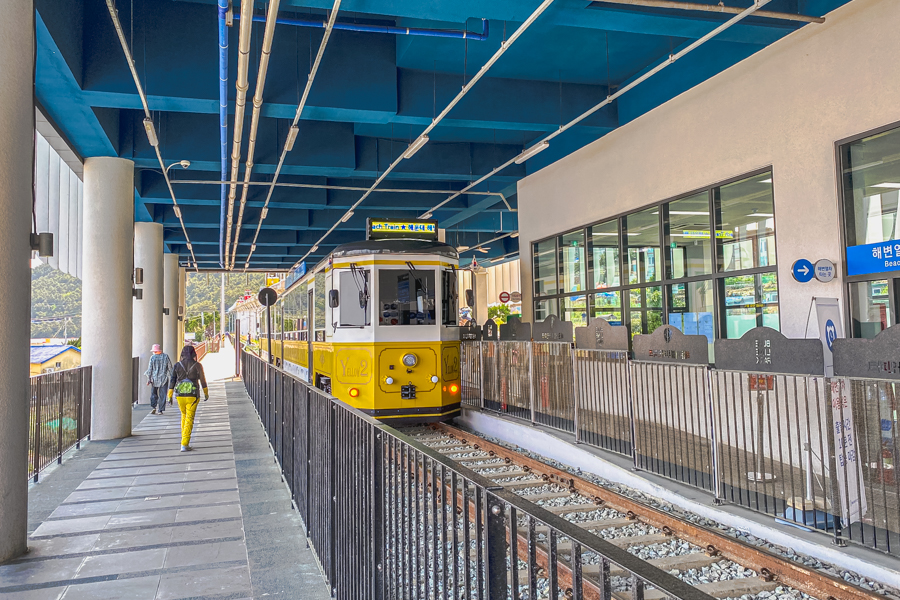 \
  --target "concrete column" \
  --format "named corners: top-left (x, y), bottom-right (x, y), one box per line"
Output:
top-left (474, 271), bottom-right (488, 325)
top-left (82, 157), bottom-right (134, 441)
top-left (163, 254), bottom-right (180, 361)
top-left (0, 0), bottom-right (35, 563)
top-left (132, 222), bottom-right (164, 404)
